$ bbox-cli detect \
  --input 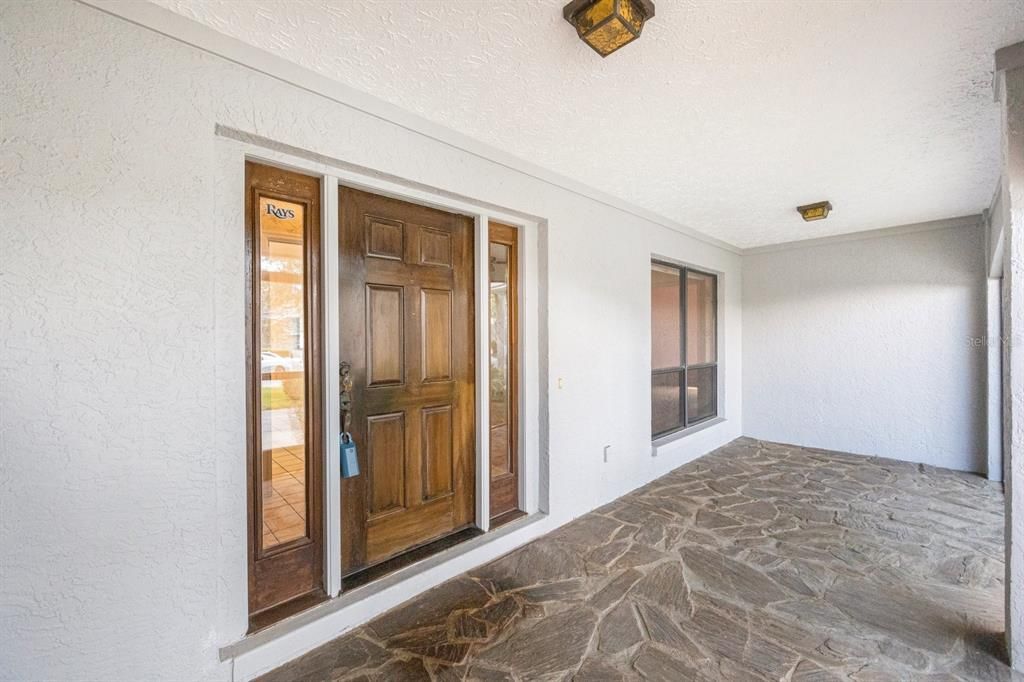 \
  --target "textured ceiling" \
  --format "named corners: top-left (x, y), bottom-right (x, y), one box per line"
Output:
top-left (150, 0), bottom-right (1024, 248)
